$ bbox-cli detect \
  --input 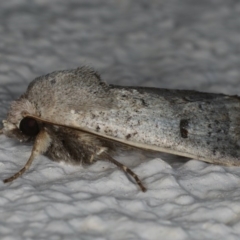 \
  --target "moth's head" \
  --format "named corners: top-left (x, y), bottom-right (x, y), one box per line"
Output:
top-left (1, 97), bottom-right (40, 142)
